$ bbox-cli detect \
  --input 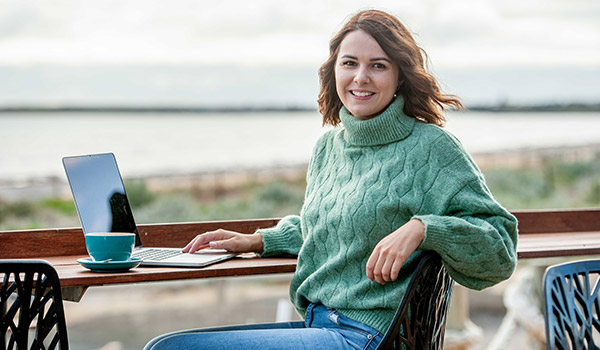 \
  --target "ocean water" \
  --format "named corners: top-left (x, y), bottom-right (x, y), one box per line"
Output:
top-left (1, 110), bottom-right (599, 182)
